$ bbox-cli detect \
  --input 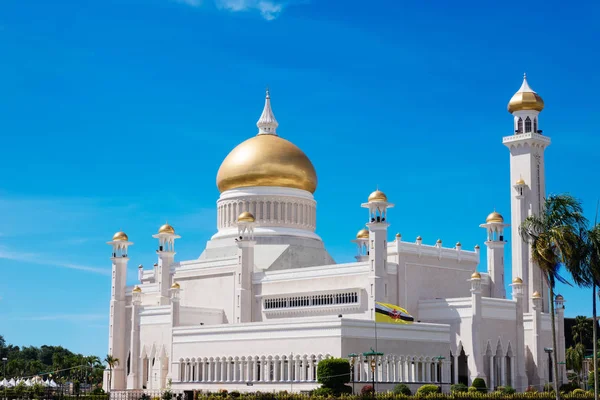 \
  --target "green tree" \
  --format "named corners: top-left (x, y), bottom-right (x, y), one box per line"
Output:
top-left (573, 316), bottom-right (593, 347)
top-left (566, 343), bottom-right (585, 384)
top-left (104, 354), bottom-right (119, 393)
top-left (519, 194), bottom-right (588, 400)
top-left (316, 358), bottom-right (351, 395)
